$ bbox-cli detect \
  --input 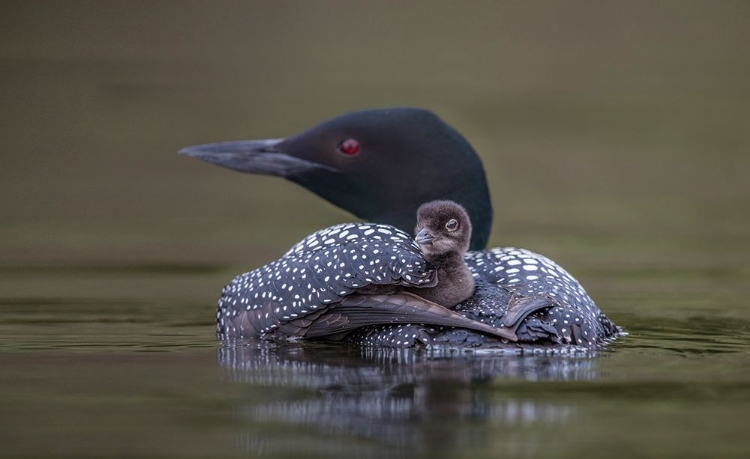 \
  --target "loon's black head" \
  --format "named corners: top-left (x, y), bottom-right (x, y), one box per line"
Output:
top-left (180, 107), bottom-right (492, 250)
top-left (414, 200), bottom-right (472, 265)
